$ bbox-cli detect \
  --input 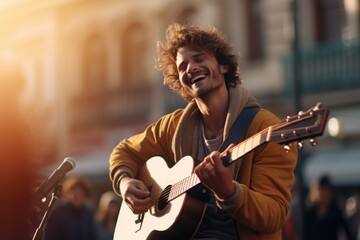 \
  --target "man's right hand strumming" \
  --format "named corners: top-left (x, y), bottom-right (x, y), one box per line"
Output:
top-left (120, 177), bottom-right (151, 214)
